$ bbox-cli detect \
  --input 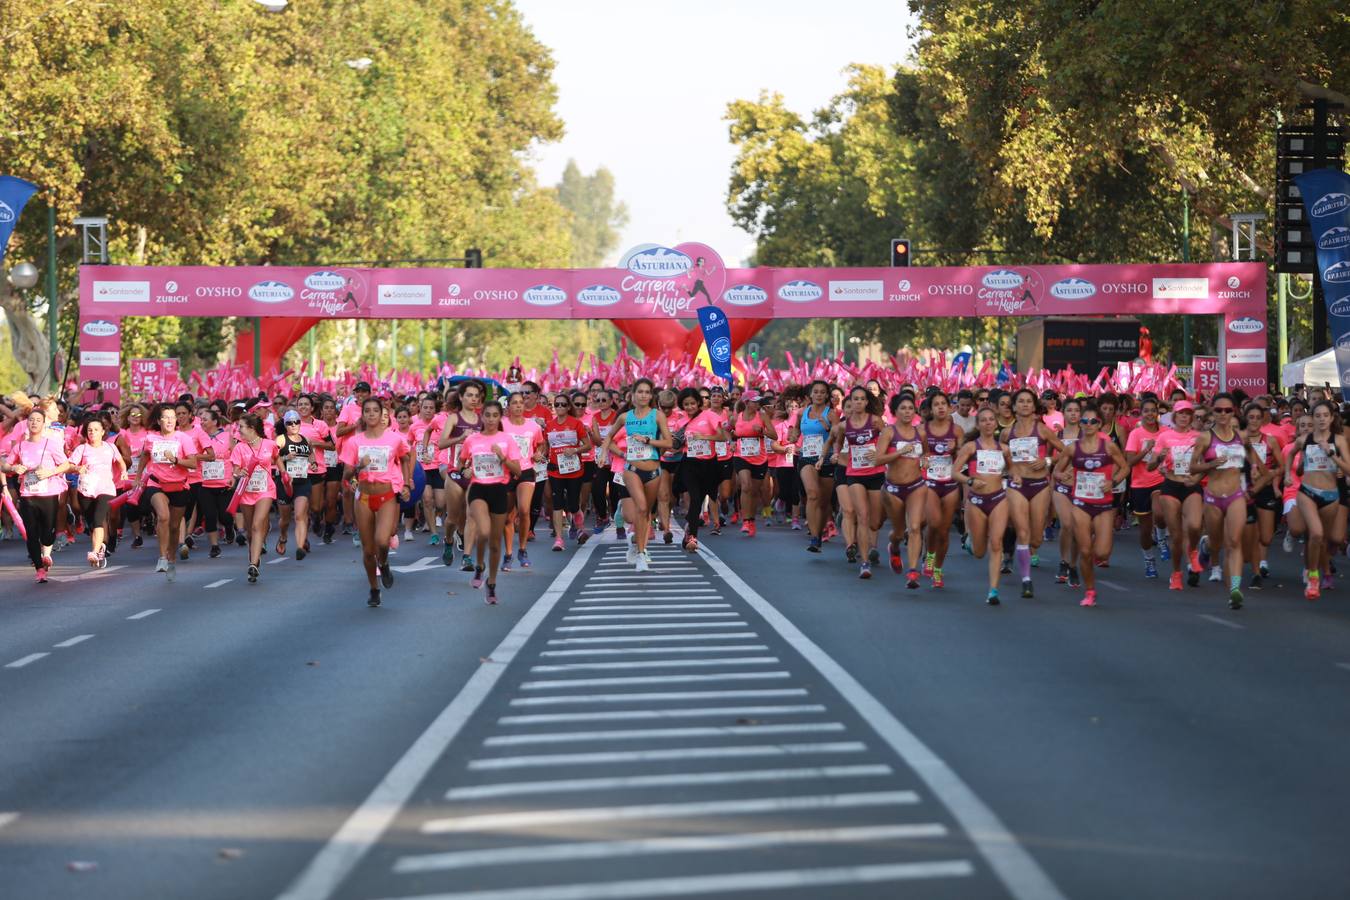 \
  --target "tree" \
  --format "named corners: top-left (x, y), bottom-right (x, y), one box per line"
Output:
top-left (556, 160), bottom-right (629, 268)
